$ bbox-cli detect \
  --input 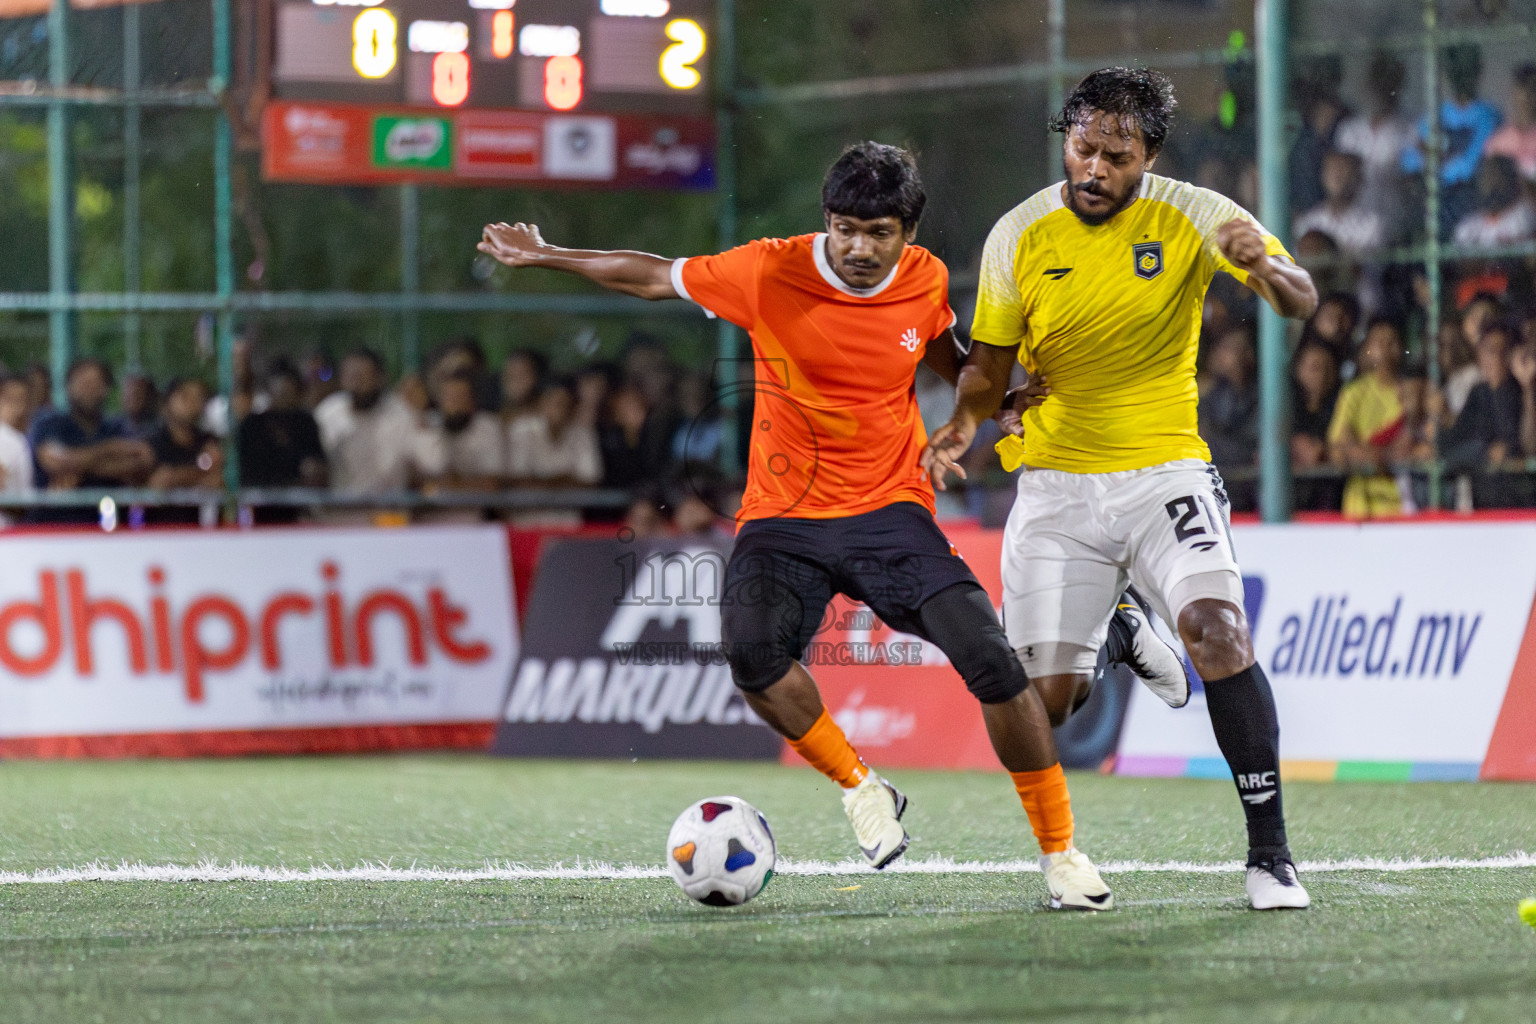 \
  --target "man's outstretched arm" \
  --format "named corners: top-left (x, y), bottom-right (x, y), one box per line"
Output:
top-left (477, 222), bottom-right (680, 300)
